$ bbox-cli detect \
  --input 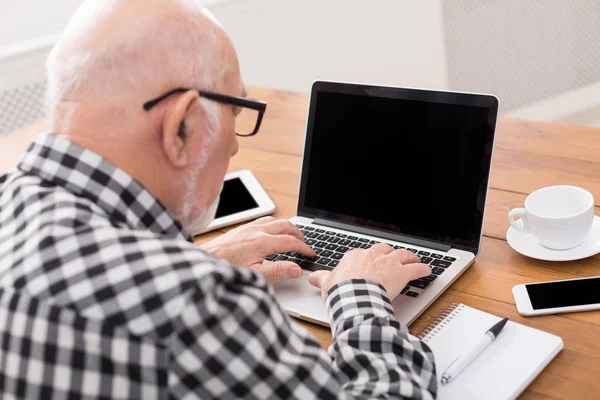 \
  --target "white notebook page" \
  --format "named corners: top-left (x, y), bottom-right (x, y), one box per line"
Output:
top-left (422, 304), bottom-right (563, 400)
